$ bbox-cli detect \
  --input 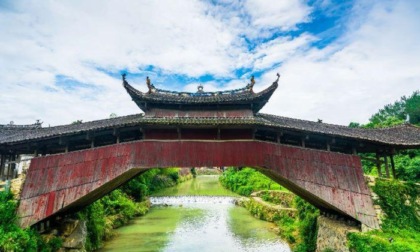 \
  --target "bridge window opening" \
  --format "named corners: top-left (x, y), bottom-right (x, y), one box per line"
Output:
top-left (254, 129), bottom-right (277, 143)
top-left (119, 130), bottom-right (143, 143)
top-left (67, 139), bottom-right (91, 152)
top-left (329, 140), bottom-right (354, 155)
top-left (94, 135), bottom-right (116, 147)
top-left (304, 136), bottom-right (331, 151)
top-left (144, 128), bottom-right (178, 140)
top-left (180, 128), bottom-right (218, 140)
top-left (220, 129), bottom-right (253, 140)
top-left (278, 133), bottom-right (302, 147)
